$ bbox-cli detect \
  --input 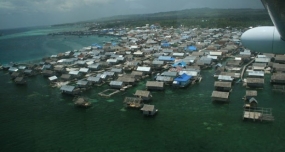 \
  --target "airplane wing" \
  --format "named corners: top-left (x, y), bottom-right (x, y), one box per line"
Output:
top-left (241, 0), bottom-right (285, 53)
top-left (261, 0), bottom-right (285, 39)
